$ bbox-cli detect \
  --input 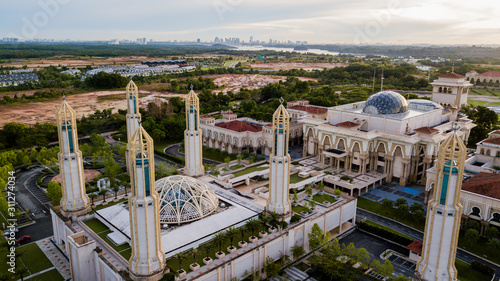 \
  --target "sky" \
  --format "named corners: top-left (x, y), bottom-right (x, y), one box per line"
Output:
top-left (1, 0), bottom-right (499, 45)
